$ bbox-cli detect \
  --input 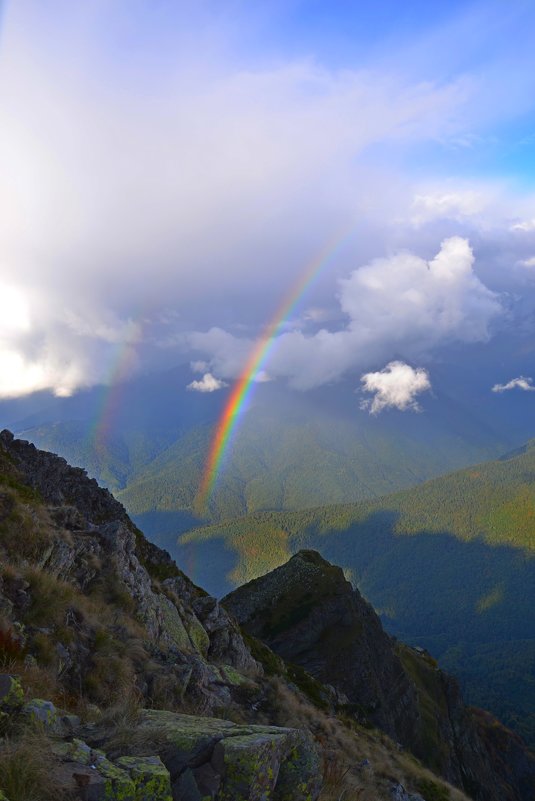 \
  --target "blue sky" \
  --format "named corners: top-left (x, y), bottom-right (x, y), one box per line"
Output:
top-left (1, 0), bottom-right (535, 405)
